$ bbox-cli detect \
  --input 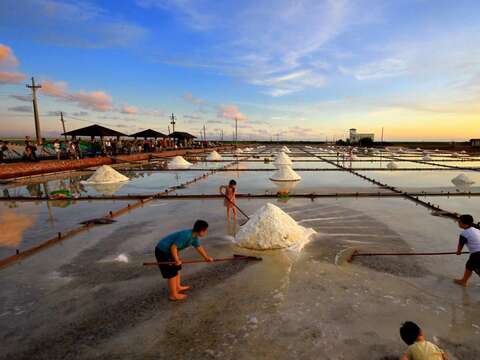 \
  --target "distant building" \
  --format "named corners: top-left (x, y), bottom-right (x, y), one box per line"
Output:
top-left (471, 139), bottom-right (480, 147)
top-left (349, 128), bottom-right (375, 143)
